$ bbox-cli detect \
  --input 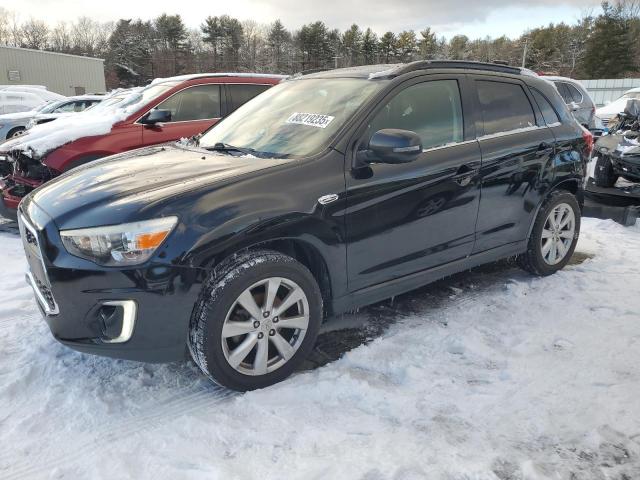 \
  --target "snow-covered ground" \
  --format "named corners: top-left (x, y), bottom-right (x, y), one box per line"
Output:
top-left (1, 218), bottom-right (639, 479)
